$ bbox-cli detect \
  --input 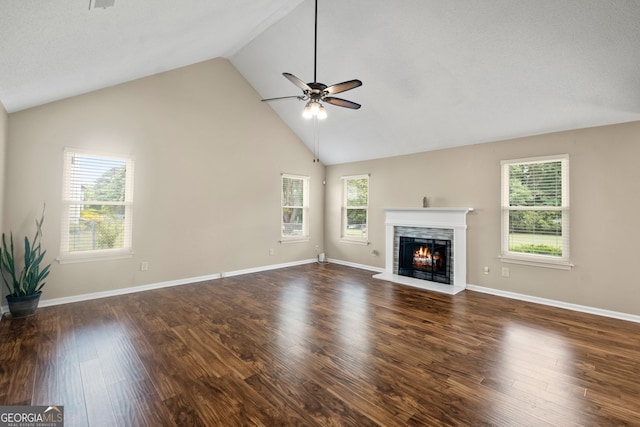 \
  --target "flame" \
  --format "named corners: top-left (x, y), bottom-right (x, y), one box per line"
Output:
top-left (414, 246), bottom-right (431, 258)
